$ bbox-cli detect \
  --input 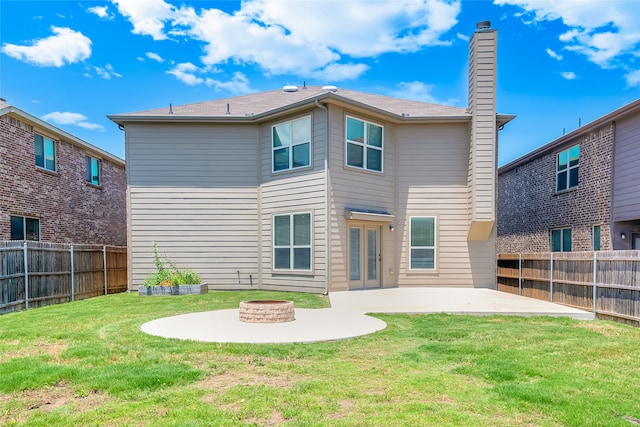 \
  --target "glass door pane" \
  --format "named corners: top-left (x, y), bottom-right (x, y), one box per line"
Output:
top-left (367, 229), bottom-right (377, 280)
top-left (349, 227), bottom-right (361, 281)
